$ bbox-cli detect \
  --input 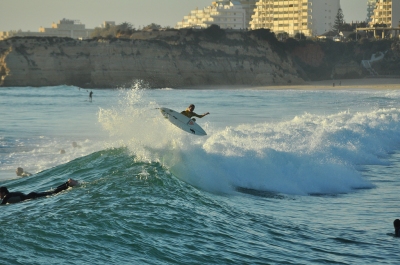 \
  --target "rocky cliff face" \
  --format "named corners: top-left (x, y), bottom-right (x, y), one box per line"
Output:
top-left (0, 31), bottom-right (304, 88)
